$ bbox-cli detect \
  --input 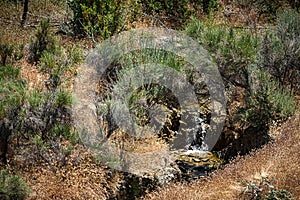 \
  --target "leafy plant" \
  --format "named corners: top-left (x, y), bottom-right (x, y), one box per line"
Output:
top-left (0, 65), bottom-right (26, 164)
top-left (67, 44), bottom-right (83, 65)
top-left (0, 43), bottom-right (24, 66)
top-left (260, 9), bottom-right (300, 92)
top-left (21, 88), bottom-right (73, 142)
top-left (0, 37), bottom-right (76, 165)
top-left (38, 42), bottom-right (82, 90)
top-left (68, 0), bottom-right (141, 39)
top-left (26, 26), bottom-right (78, 142)
top-left (185, 17), bottom-right (259, 89)
top-left (0, 75), bottom-right (25, 119)
top-left (0, 170), bottom-right (30, 200)
top-left (239, 69), bottom-right (296, 128)
top-left (39, 51), bottom-right (68, 89)
top-left (0, 44), bottom-right (13, 66)
top-left (32, 134), bottom-right (49, 152)
top-left (240, 177), bottom-right (293, 200)
top-left (29, 19), bottom-right (56, 63)
top-left (118, 49), bottom-right (185, 72)
top-left (54, 89), bottom-right (73, 108)
top-left (96, 48), bottom-right (189, 141)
